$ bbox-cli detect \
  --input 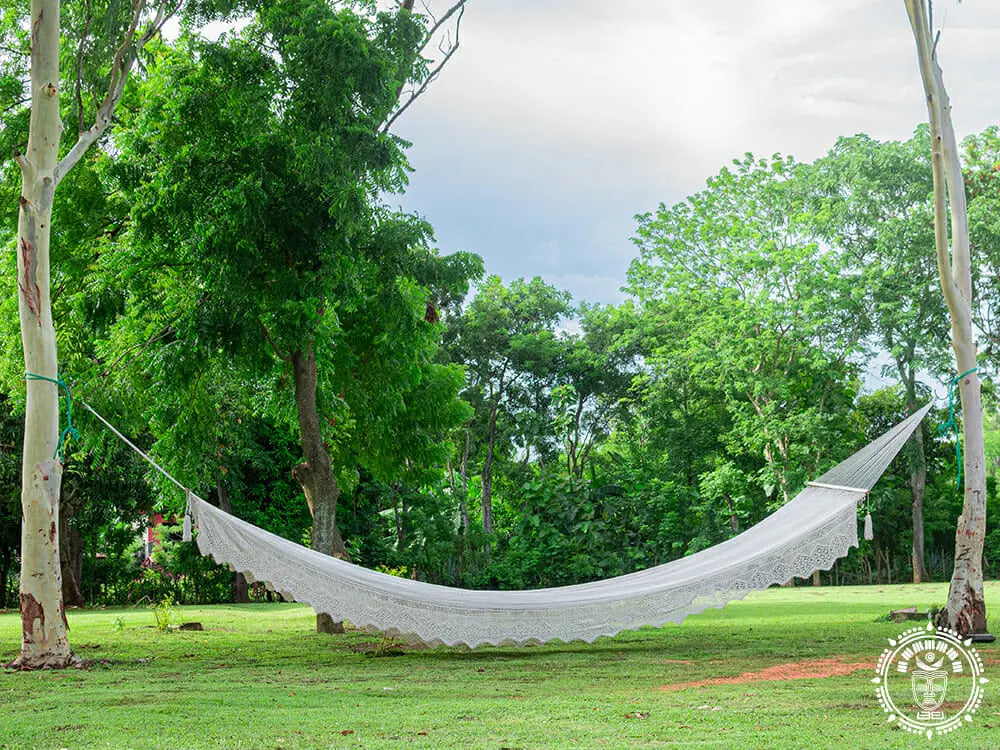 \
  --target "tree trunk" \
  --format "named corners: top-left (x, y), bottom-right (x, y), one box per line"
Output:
top-left (392, 485), bottom-right (403, 549)
top-left (12, 0), bottom-right (167, 671)
top-left (58, 512), bottom-right (84, 609)
top-left (58, 477), bottom-right (84, 608)
top-left (10, 0), bottom-right (75, 670)
top-left (898, 366), bottom-right (931, 583)
top-left (909, 424), bottom-right (930, 583)
top-left (0, 548), bottom-right (12, 610)
top-left (459, 420), bottom-right (471, 533)
top-left (290, 346), bottom-right (348, 634)
top-left (215, 482), bottom-right (249, 603)
top-left (763, 443), bottom-right (791, 504)
top-left (722, 493), bottom-right (739, 533)
top-left (906, 0), bottom-right (988, 636)
top-left (935, 369), bottom-right (988, 636)
top-left (480, 404), bottom-right (498, 558)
